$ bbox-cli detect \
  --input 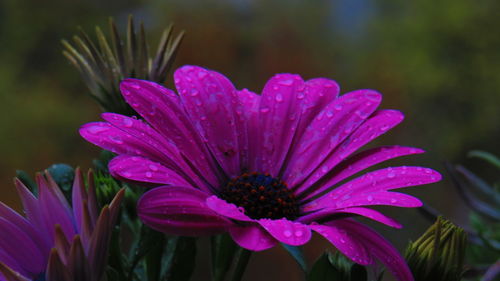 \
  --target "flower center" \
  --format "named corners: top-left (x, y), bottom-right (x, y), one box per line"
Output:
top-left (220, 172), bottom-right (300, 220)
